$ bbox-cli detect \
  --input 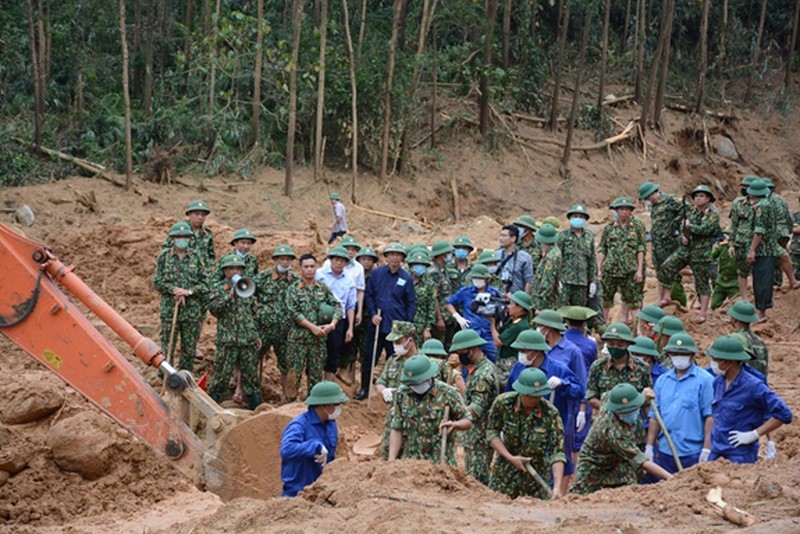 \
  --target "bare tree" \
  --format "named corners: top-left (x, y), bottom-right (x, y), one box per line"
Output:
top-left (786, 0), bottom-right (800, 87)
top-left (621, 0), bottom-right (632, 54)
top-left (639, 0), bottom-right (672, 132)
top-left (285, 0), bottom-right (306, 198)
top-left (357, 0), bottom-right (368, 61)
top-left (653, 0), bottom-right (675, 126)
top-left (597, 0), bottom-right (611, 109)
top-left (119, 0), bottom-right (134, 190)
top-left (634, 0), bottom-right (646, 101)
top-left (431, 18), bottom-right (438, 149)
top-left (718, 0), bottom-right (728, 99)
top-left (208, 0), bottom-right (221, 114)
top-left (563, 9), bottom-right (593, 171)
top-left (251, 0), bottom-right (264, 146)
top-left (341, 0), bottom-right (358, 203)
top-left (143, 0), bottom-right (155, 118)
top-left (746, 0), bottom-right (769, 102)
top-left (314, 0), bottom-right (328, 179)
top-left (502, 0), bottom-right (512, 69)
top-left (479, 0), bottom-right (499, 137)
top-left (379, 0), bottom-right (404, 180)
top-left (694, 0), bottom-right (711, 113)
top-left (27, 0), bottom-right (43, 148)
top-left (549, 0), bottom-right (570, 131)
